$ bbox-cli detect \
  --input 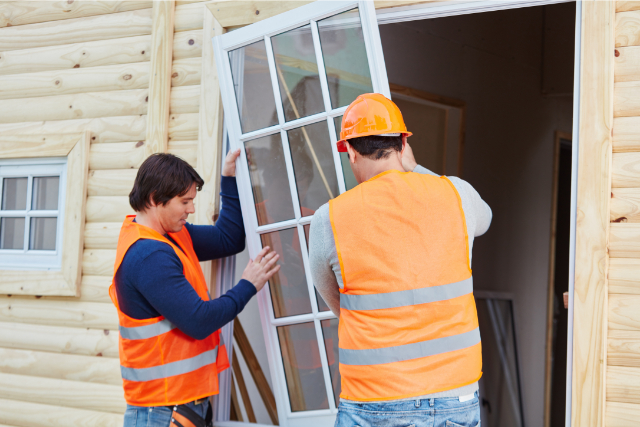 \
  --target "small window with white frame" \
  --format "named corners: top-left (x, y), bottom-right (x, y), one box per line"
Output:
top-left (0, 159), bottom-right (67, 270)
